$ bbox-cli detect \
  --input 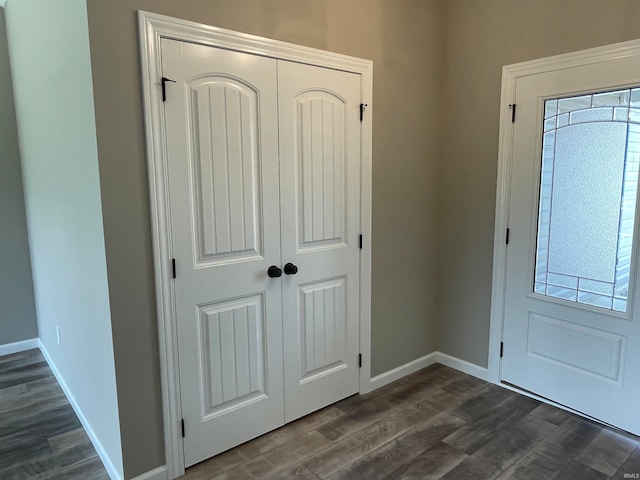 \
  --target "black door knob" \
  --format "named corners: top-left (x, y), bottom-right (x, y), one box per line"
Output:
top-left (267, 265), bottom-right (282, 278)
top-left (284, 263), bottom-right (298, 275)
